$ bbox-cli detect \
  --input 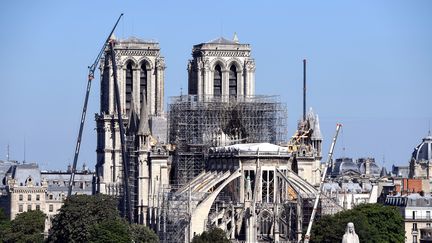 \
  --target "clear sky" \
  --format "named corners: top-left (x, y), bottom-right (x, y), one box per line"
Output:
top-left (0, 1), bottom-right (431, 171)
